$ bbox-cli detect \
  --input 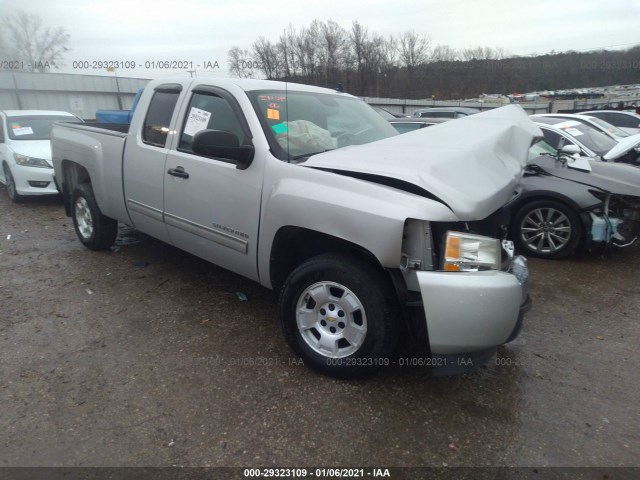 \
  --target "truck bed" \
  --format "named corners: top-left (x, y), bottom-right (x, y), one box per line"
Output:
top-left (51, 121), bottom-right (130, 223)
top-left (57, 121), bottom-right (130, 135)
